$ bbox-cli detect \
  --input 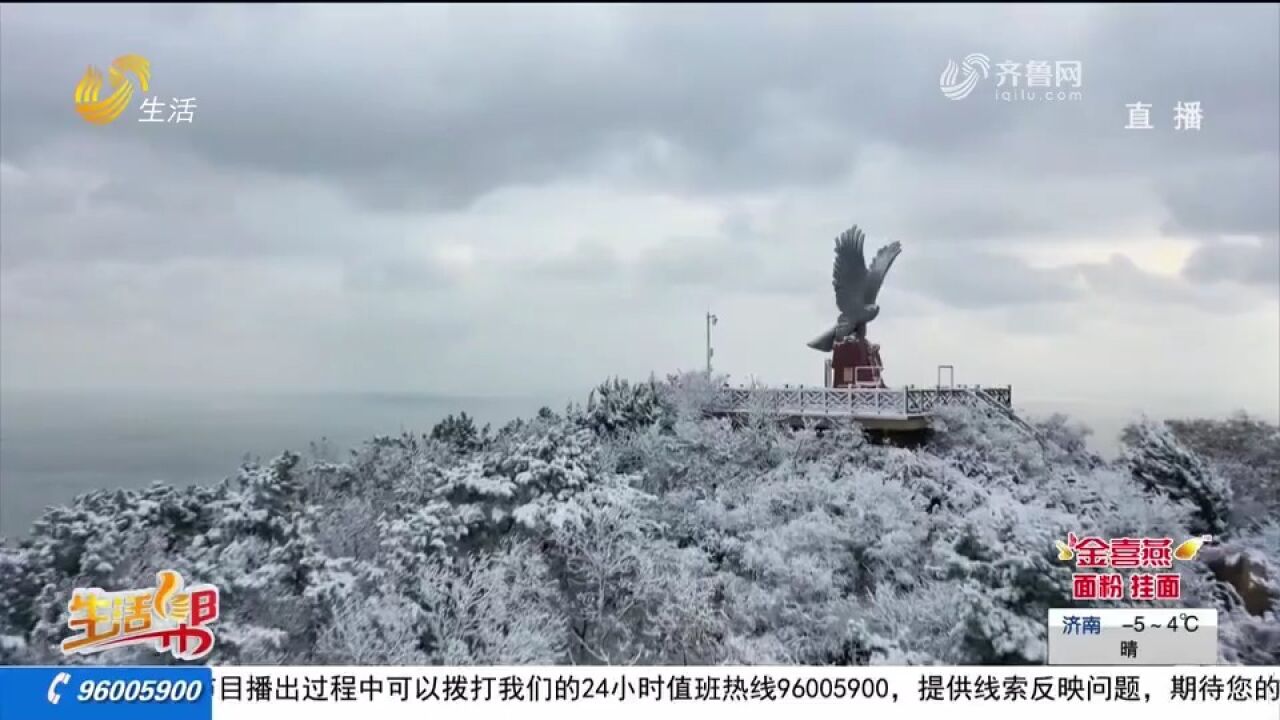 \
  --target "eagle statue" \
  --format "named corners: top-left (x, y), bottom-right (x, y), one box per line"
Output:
top-left (806, 225), bottom-right (902, 352)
